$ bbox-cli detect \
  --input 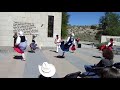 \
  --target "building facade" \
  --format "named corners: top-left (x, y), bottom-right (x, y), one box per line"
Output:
top-left (0, 12), bottom-right (62, 48)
